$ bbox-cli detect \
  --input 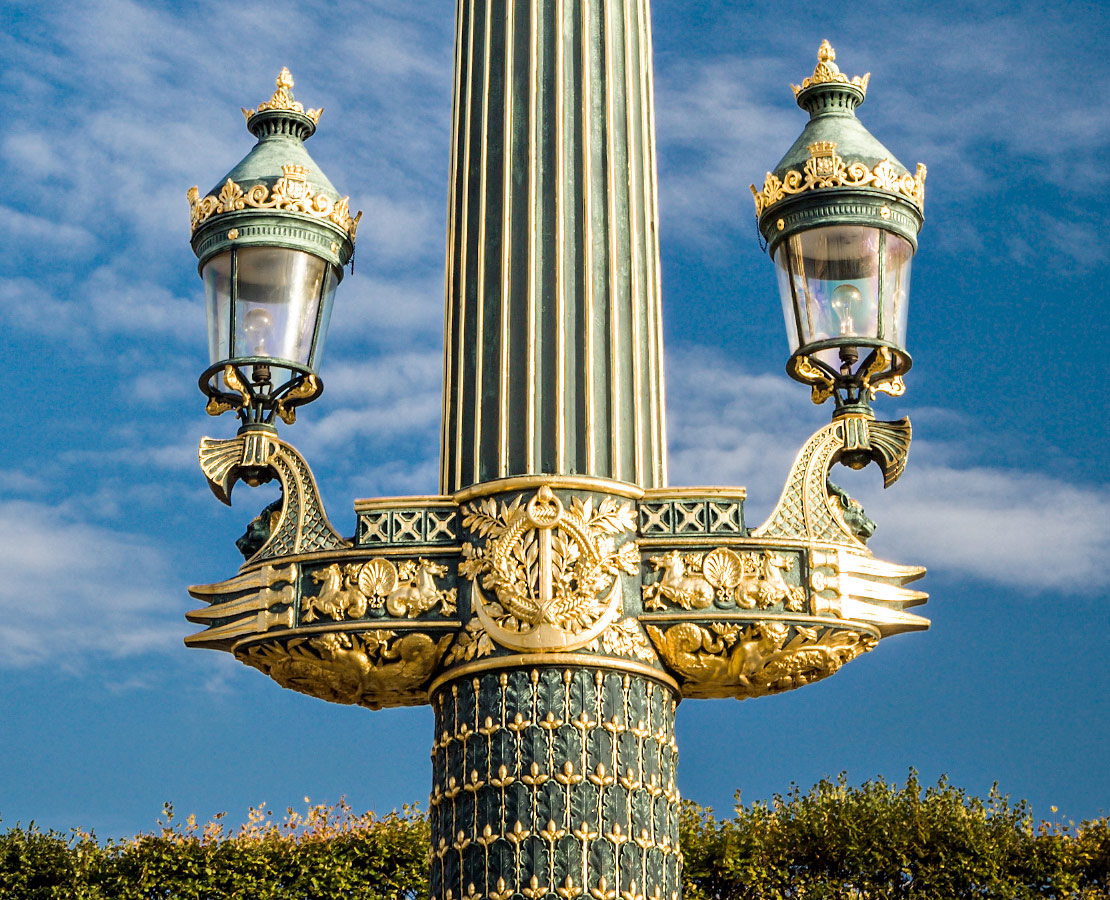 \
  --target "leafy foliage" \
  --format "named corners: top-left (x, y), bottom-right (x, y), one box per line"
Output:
top-left (0, 800), bottom-right (428, 900)
top-left (2, 776), bottom-right (1107, 899)
top-left (680, 772), bottom-right (1110, 900)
